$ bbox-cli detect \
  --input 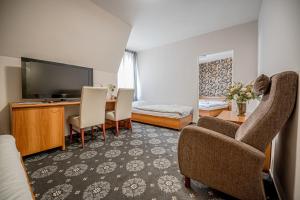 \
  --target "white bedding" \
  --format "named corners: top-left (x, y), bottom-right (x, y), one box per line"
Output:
top-left (0, 135), bottom-right (32, 200)
top-left (132, 101), bottom-right (193, 118)
top-left (198, 100), bottom-right (228, 111)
